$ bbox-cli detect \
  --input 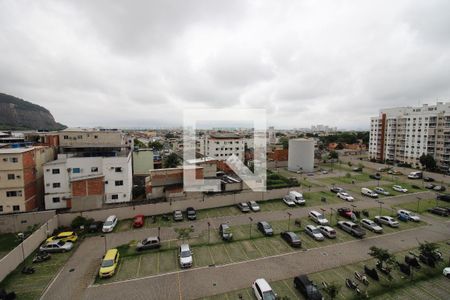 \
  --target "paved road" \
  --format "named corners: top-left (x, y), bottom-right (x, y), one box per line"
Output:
top-left (41, 190), bottom-right (438, 300)
top-left (84, 216), bottom-right (450, 300)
